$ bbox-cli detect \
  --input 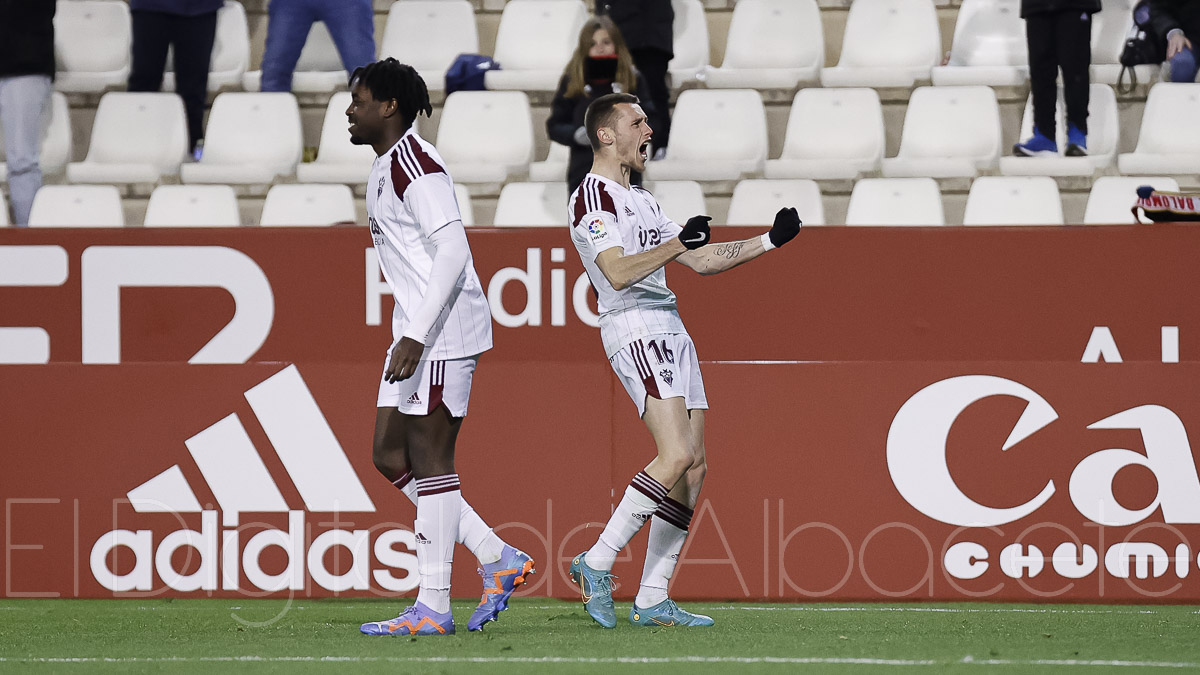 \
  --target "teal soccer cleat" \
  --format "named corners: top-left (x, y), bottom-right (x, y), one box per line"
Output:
top-left (629, 599), bottom-right (714, 627)
top-left (467, 545), bottom-right (536, 631)
top-left (569, 552), bottom-right (617, 628)
top-left (359, 602), bottom-right (454, 636)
